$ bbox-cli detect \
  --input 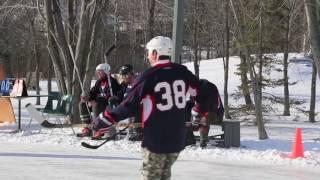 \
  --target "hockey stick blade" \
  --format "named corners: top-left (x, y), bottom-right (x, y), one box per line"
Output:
top-left (81, 126), bottom-right (129, 149)
top-left (81, 141), bottom-right (104, 149)
top-left (105, 44), bottom-right (116, 57)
